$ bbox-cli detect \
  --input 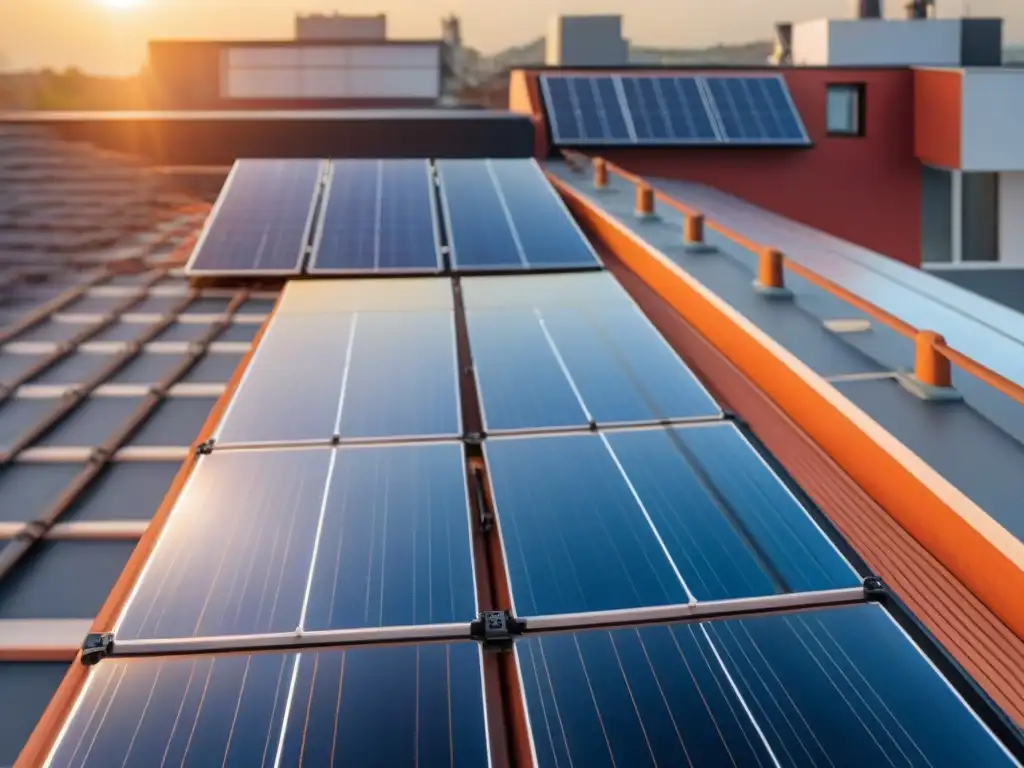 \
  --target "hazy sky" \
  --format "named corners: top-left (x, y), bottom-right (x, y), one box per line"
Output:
top-left (1, 0), bottom-right (1021, 75)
